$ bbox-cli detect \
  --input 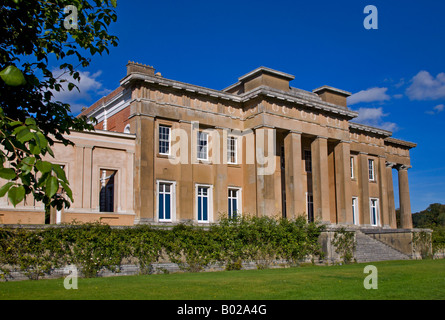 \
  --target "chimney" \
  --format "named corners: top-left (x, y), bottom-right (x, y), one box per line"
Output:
top-left (312, 86), bottom-right (351, 108)
top-left (126, 61), bottom-right (155, 76)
